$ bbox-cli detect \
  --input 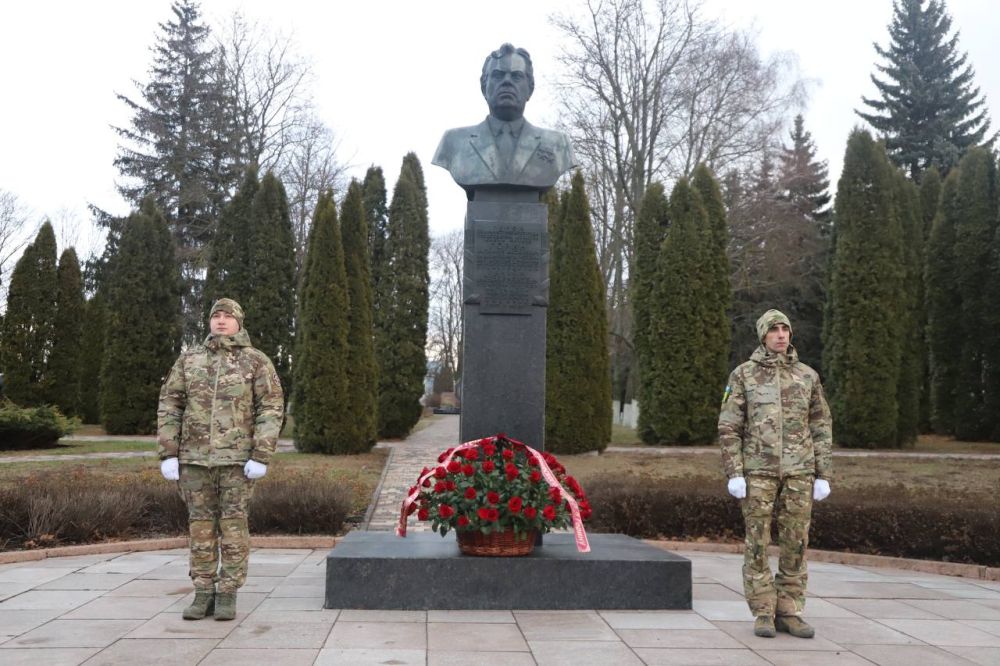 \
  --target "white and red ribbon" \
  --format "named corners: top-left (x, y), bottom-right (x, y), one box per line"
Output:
top-left (396, 435), bottom-right (591, 553)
